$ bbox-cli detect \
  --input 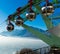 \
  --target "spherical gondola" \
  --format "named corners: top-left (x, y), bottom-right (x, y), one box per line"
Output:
top-left (15, 16), bottom-right (24, 26)
top-left (26, 10), bottom-right (36, 21)
top-left (6, 22), bottom-right (14, 32)
top-left (41, 3), bottom-right (54, 16)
